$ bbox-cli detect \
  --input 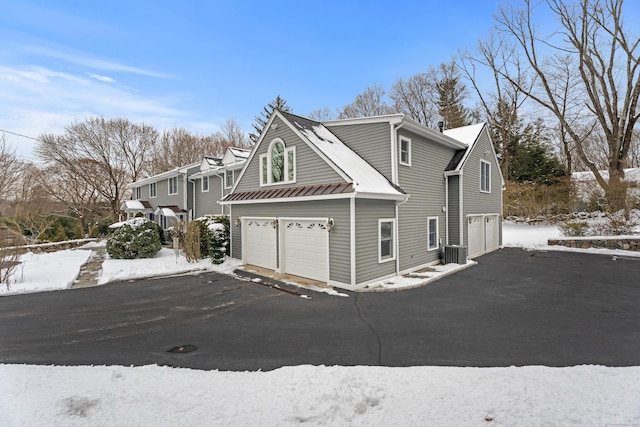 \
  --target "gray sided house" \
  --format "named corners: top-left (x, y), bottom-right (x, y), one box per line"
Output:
top-left (124, 147), bottom-right (249, 229)
top-left (221, 110), bottom-right (503, 291)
